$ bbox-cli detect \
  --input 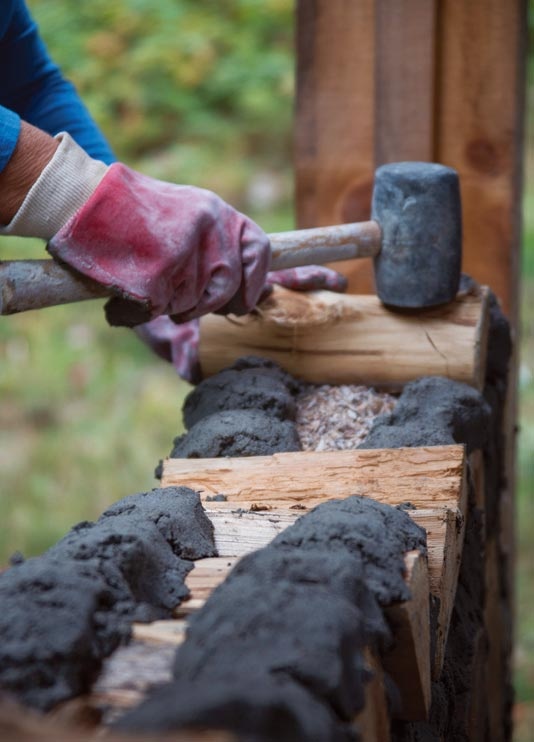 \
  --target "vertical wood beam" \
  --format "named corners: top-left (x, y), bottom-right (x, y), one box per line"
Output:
top-left (295, 0), bottom-right (438, 292)
top-left (295, 0), bottom-right (376, 293)
top-left (435, 0), bottom-right (526, 321)
top-left (374, 0), bottom-right (437, 166)
top-left (294, 1), bottom-right (525, 319)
